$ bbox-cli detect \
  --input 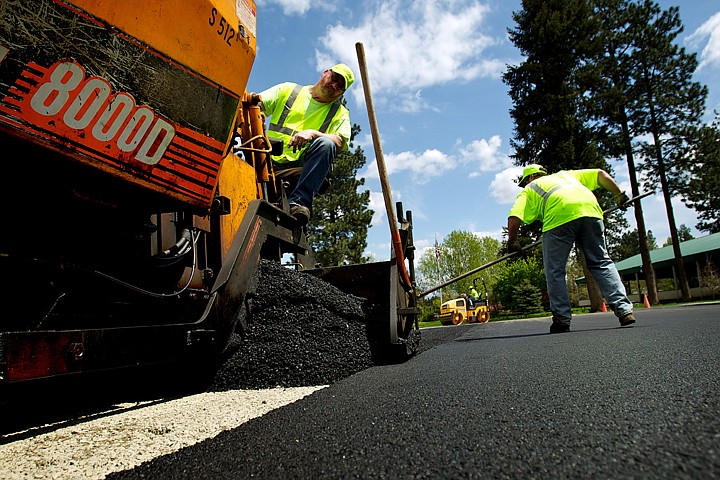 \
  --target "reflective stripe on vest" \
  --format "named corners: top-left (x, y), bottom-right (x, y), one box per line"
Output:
top-left (527, 172), bottom-right (580, 219)
top-left (268, 85), bottom-right (342, 136)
